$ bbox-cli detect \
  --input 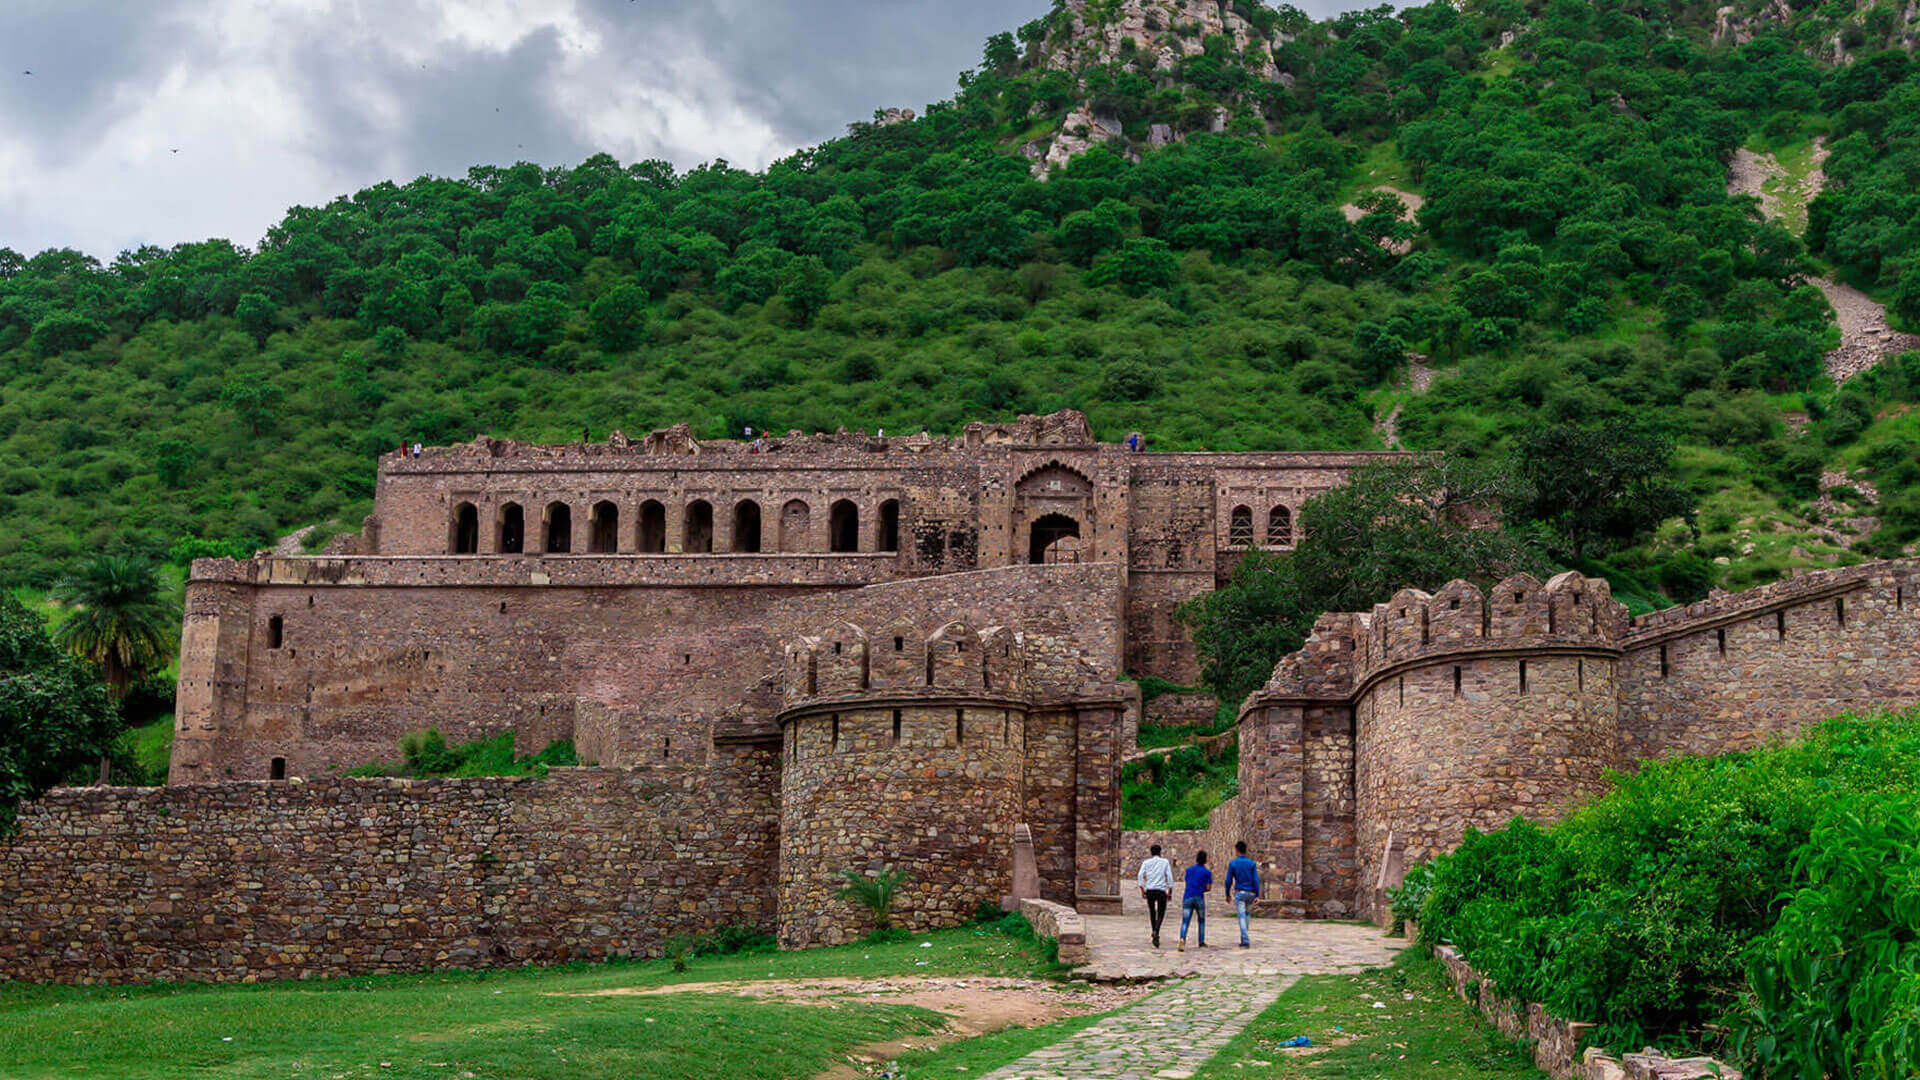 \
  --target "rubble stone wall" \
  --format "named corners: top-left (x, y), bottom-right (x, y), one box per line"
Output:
top-left (0, 760), bottom-right (779, 986)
